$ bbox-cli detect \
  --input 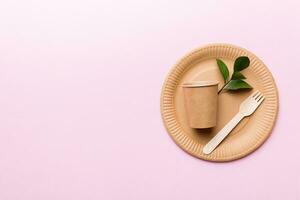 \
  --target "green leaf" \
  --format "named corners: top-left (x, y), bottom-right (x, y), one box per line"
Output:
top-left (234, 56), bottom-right (250, 72)
top-left (216, 59), bottom-right (229, 83)
top-left (231, 71), bottom-right (246, 80)
top-left (224, 79), bottom-right (252, 90)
